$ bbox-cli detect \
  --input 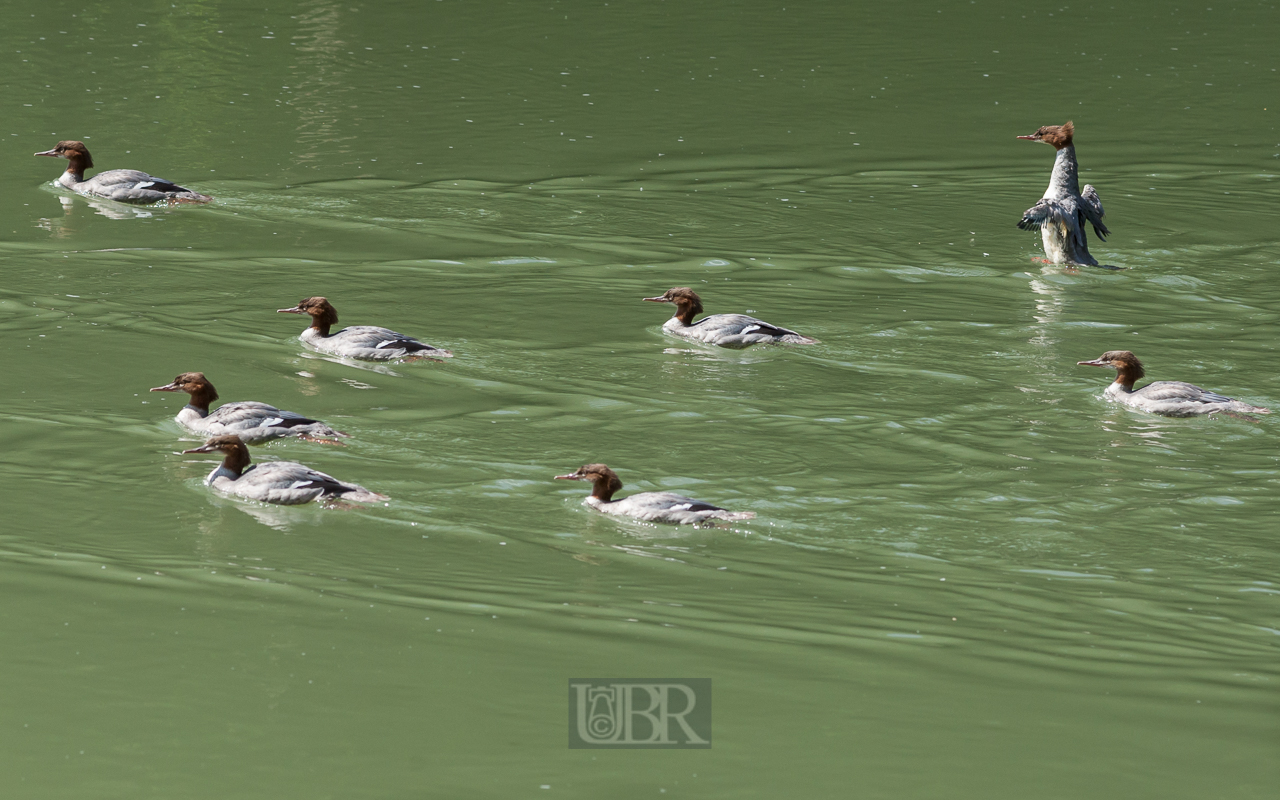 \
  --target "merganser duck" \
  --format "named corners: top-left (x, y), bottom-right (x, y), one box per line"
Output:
top-left (183, 435), bottom-right (388, 505)
top-left (643, 287), bottom-right (817, 347)
top-left (34, 140), bottom-right (212, 204)
top-left (555, 463), bottom-right (756, 525)
top-left (1016, 122), bottom-right (1109, 266)
top-left (150, 372), bottom-right (348, 444)
top-left (1077, 351), bottom-right (1270, 417)
top-left (277, 297), bottom-right (452, 361)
